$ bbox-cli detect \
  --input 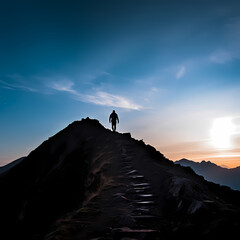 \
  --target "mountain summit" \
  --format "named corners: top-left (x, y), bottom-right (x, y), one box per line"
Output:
top-left (0, 118), bottom-right (240, 240)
